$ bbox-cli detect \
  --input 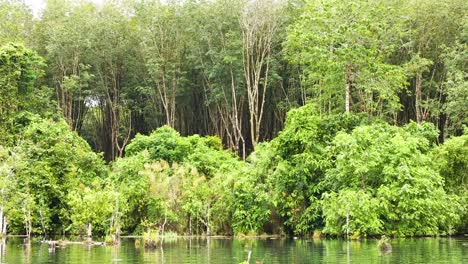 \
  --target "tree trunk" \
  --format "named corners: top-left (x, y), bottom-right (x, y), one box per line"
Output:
top-left (189, 214), bottom-right (192, 236)
top-left (241, 0), bottom-right (283, 148)
top-left (0, 206), bottom-right (3, 236)
top-left (114, 193), bottom-right (121, 242)
top-left (87, 223), bottom-right (92, 242)
top-left (27, 212), bottom-right (31, 238)
top-left (206, 223), bottom-right (211, 236)
top-left (2, 217), bottom-right (6, 235)
top-left (206, 211), bottom-right (211, 236)
top-left (0, 236), bottom-right (6, 259)
top-left (345, 64), bottom-right (351, 113)
top-left (23, 208), bottom-right (31, 238)
top-left (40, 210), bottom-right (46, 237)
top-left (161, 208), bottom-right (167, 237)
top-left (415, 72), bottom-right (422, 123)
top-left (346, 208), bottom-right (350, 238)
